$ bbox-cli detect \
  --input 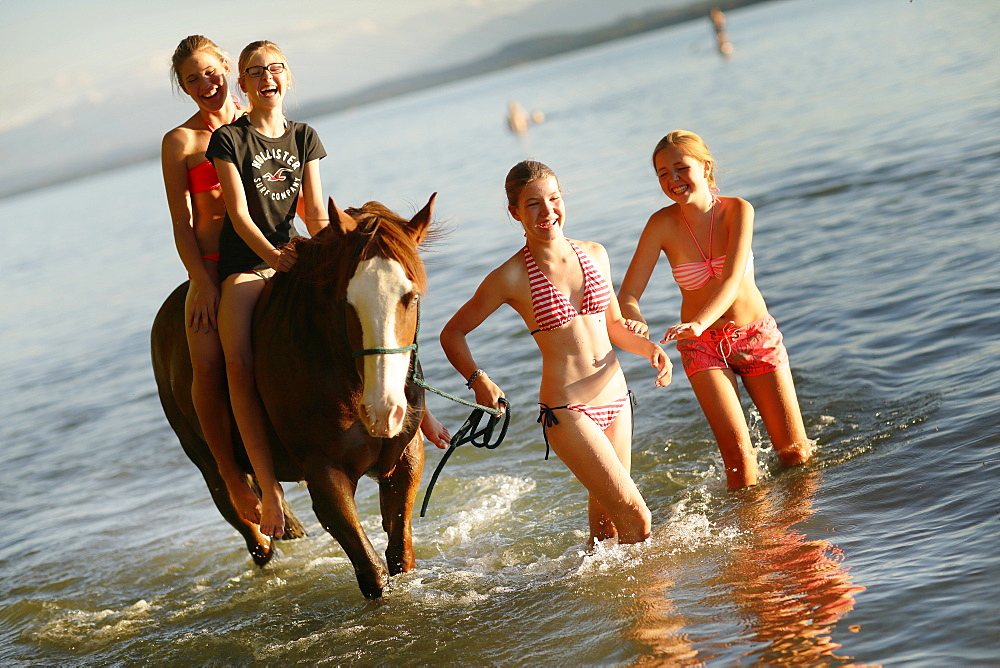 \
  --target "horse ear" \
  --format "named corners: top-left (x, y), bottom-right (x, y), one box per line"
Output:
top-left (409, 192), bottom-right (436, 243)
top-left (328, 196), bottom-right (357, 234)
